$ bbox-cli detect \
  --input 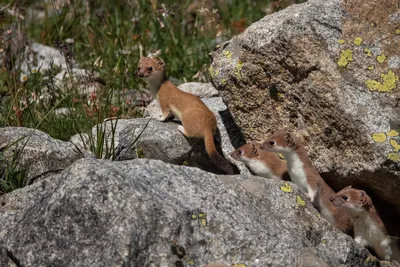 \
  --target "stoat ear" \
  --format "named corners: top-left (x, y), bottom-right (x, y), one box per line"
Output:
top-left (359, 190), bottom-right (368, 206)
top-left (153, 56), bottom-right (164, 66)
top-left (284, 132), bottom-right (297, 148)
